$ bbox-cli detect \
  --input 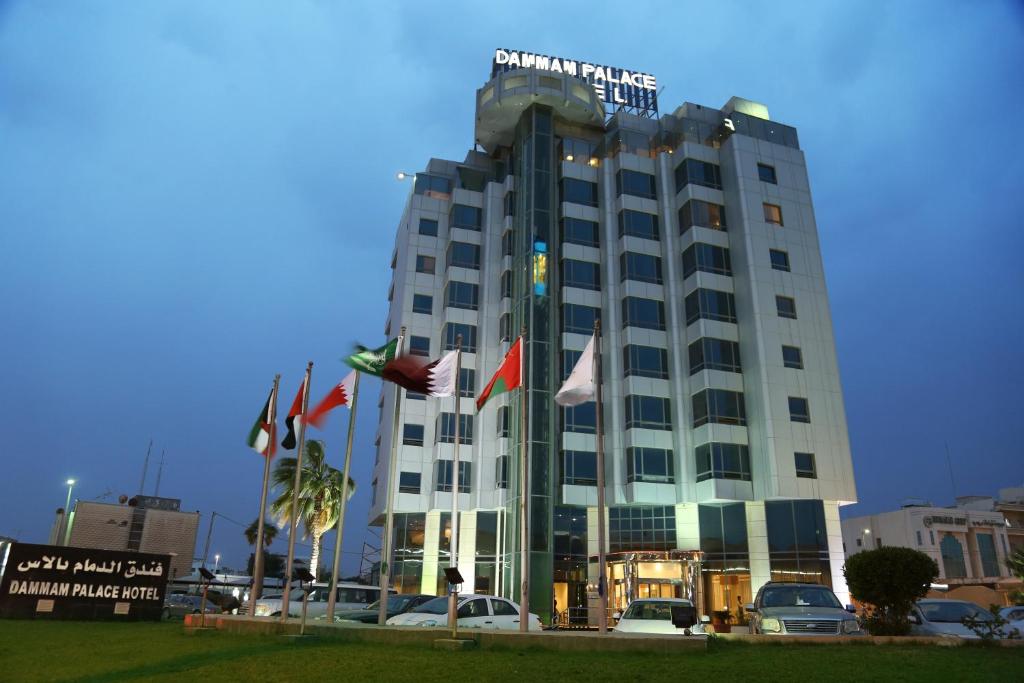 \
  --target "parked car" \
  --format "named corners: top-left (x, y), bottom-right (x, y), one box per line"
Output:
top-left (162, 594), bottom-right (219, 620)
top-left (746, 582), bottom-right (861, 636)
top-left (323, 594), bottom-right (435, 623)
top-left (611, 598), bottom-right (707, 636)
top-left (386, 594), bottom-right (543, 631)
top-left (909, 599), bottom-right (1013, 639)
top-left (254, 582), bottom-right (391, 618)
top-left (997, 605), bottom-right (1024, 636)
